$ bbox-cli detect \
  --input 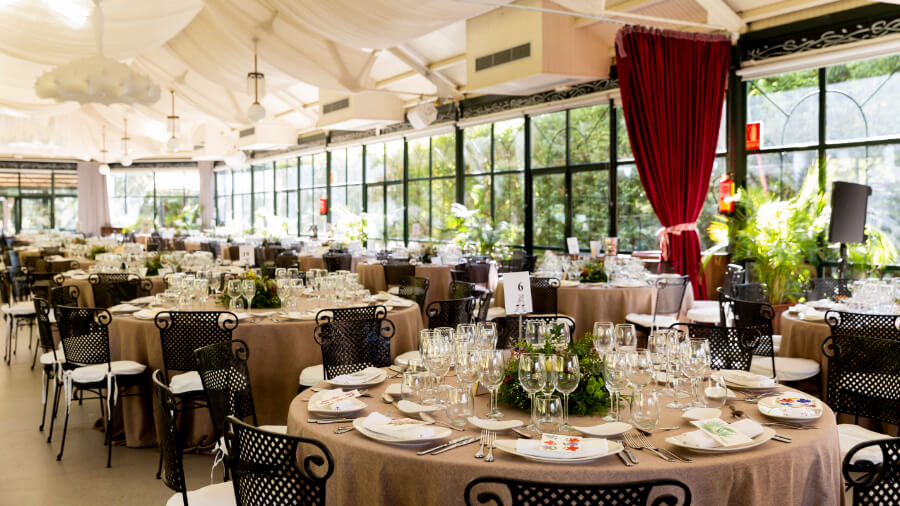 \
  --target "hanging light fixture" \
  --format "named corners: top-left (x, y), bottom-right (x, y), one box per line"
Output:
top-left (166, 89), bottom-right (180, 152)
top-left (246, 38), bottom-right (266, 123)
top-left (98, 125), bottom-right (110, 176)
top-left (34, 0), bottom-right (160, 106)
top-left (120, 118), bottom-right (133, 167)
